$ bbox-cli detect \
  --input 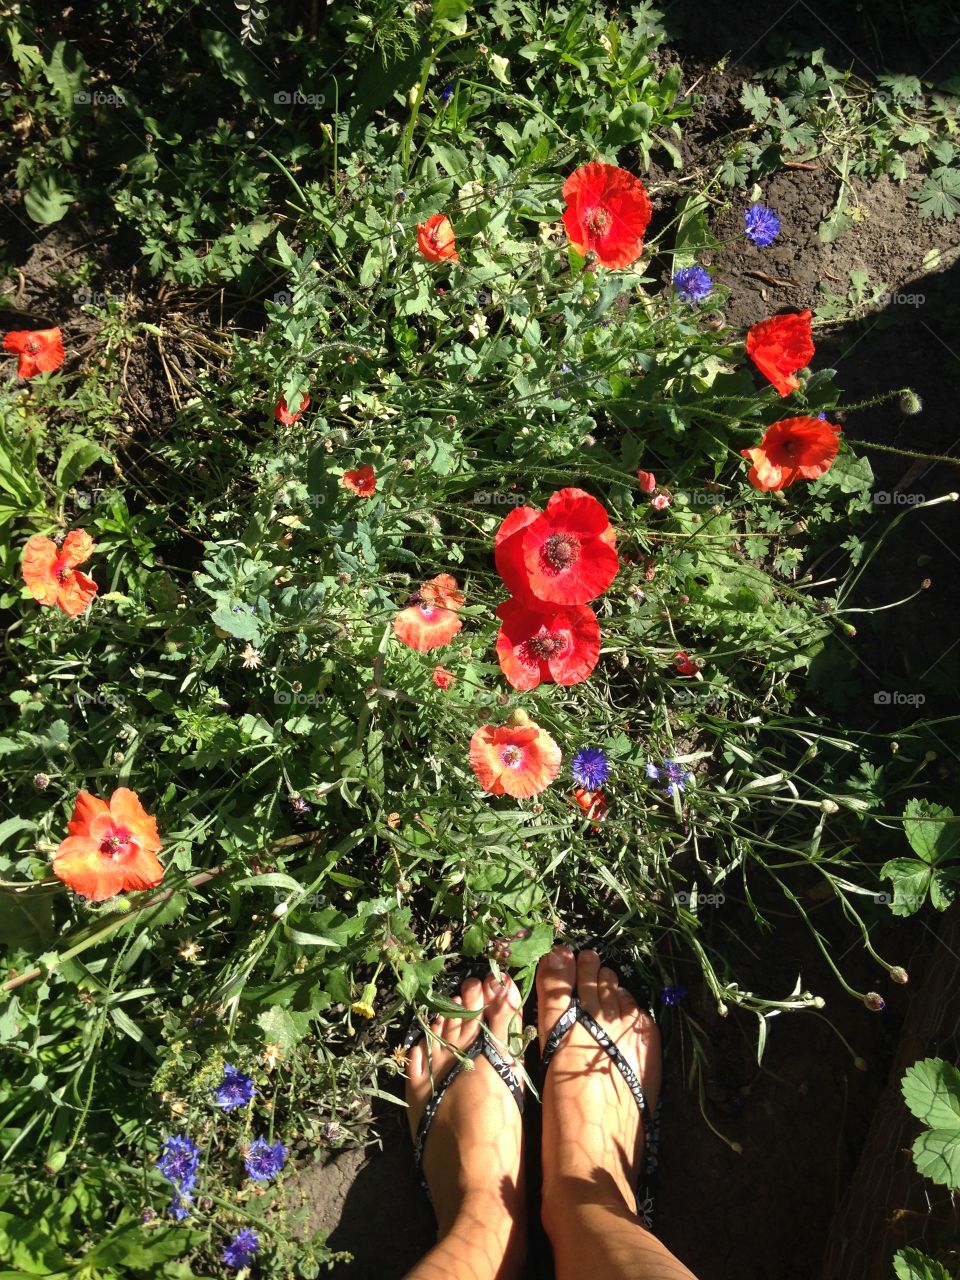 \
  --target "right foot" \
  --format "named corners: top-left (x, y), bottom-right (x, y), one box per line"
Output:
top-left (406, 974), bottom-right (526, 1247)
top-left (536, 946), bottom-right (661, 1220)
